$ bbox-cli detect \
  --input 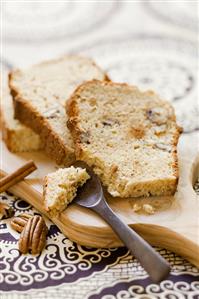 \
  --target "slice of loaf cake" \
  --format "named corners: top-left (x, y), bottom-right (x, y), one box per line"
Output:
top-left (1, 81), bottom-right (43, 152)
top-left (9, 56), bottom-right (107, 165)
top-left (67, 80), bottom-right (182, 198)
top-left (44, 166), bottom-right (90, 217)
